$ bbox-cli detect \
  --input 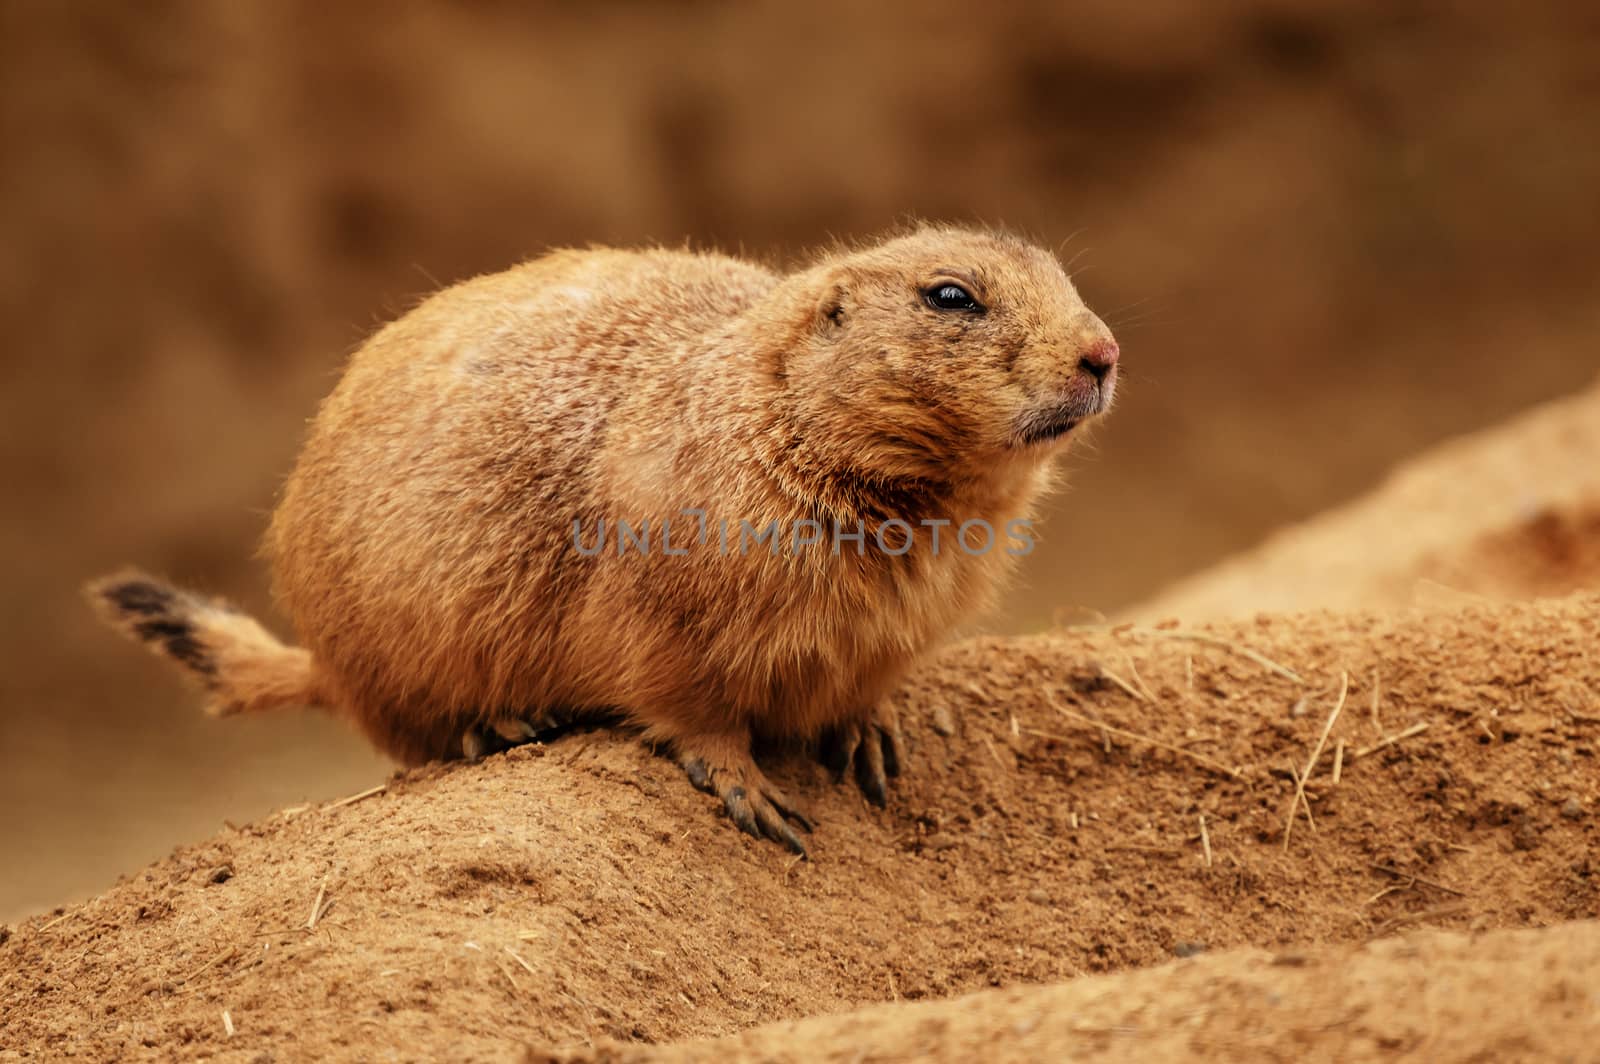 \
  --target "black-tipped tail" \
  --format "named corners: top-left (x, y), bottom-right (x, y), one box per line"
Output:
top-left (95, 576), bottom-right (218, 680)
top-left (87, 570), bottom-right (320, 716)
